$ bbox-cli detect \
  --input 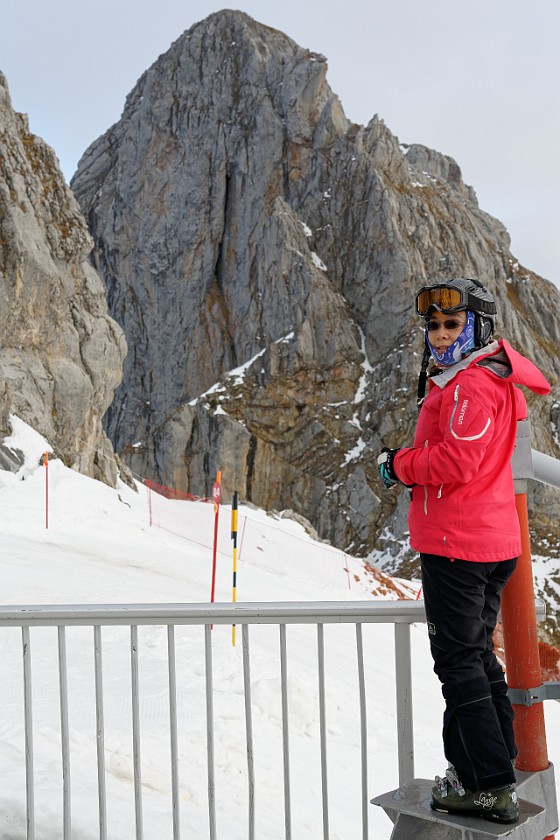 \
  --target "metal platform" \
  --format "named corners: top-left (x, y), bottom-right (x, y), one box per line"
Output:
top-left (372, 764), bottom-right (558, 840)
